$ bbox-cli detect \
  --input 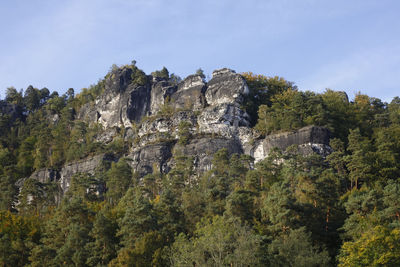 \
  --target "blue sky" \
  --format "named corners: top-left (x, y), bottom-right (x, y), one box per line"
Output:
top-left (0, 0), bottom-right (399, 102)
